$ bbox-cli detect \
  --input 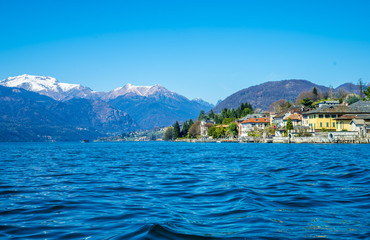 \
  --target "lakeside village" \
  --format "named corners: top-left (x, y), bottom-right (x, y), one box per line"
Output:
top-left (100, 86), bottom-right (370, 144)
